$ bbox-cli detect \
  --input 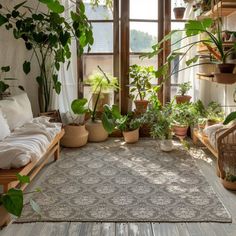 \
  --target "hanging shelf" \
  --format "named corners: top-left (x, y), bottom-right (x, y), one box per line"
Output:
top-left (197, 72), bottom-right (236, 84)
